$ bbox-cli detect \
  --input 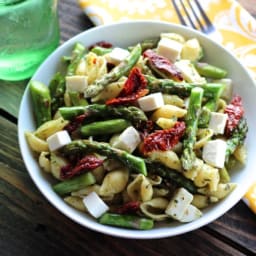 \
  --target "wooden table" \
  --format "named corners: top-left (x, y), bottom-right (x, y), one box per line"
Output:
top-left (0, 1), bottom-right (255, 255)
